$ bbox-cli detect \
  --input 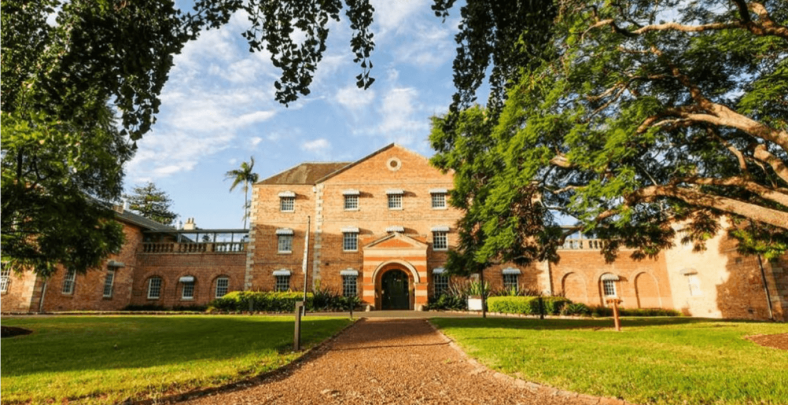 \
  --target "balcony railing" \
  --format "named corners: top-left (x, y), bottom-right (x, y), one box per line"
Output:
top-left (558, 238), bottom-right (605, 250)
top-left (142, 242), bottom-right (246, 254)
